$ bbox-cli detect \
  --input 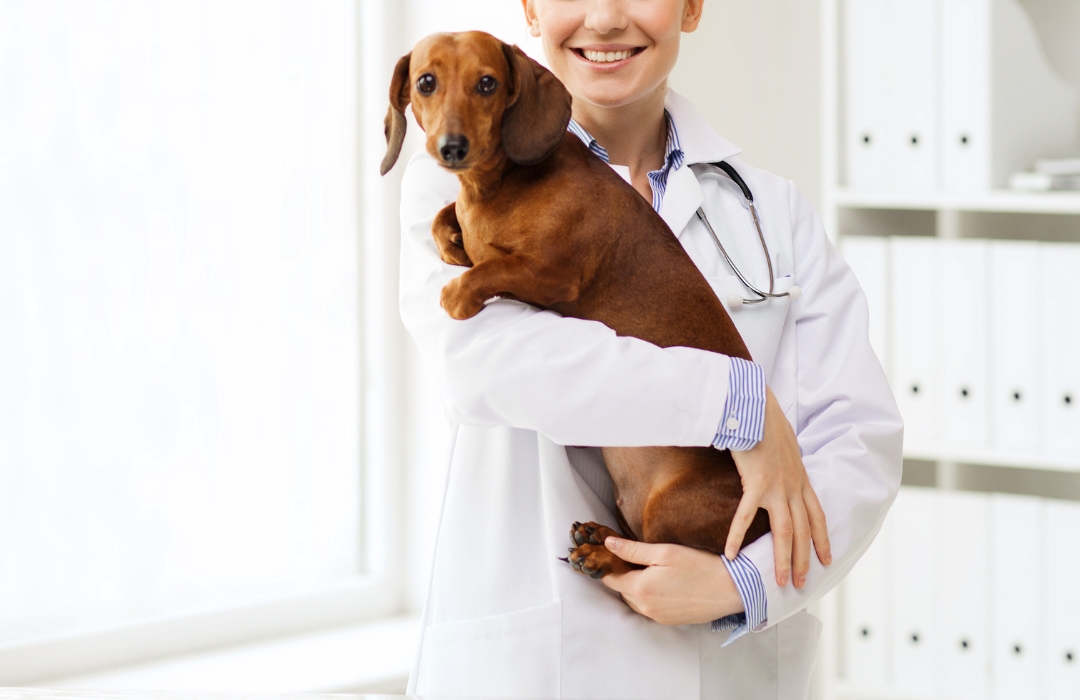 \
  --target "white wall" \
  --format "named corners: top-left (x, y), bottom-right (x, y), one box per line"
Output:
top-left (670, 0), bottom-right (823, 207)
top-left (1019, 0), bottom-right (1080, 145)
